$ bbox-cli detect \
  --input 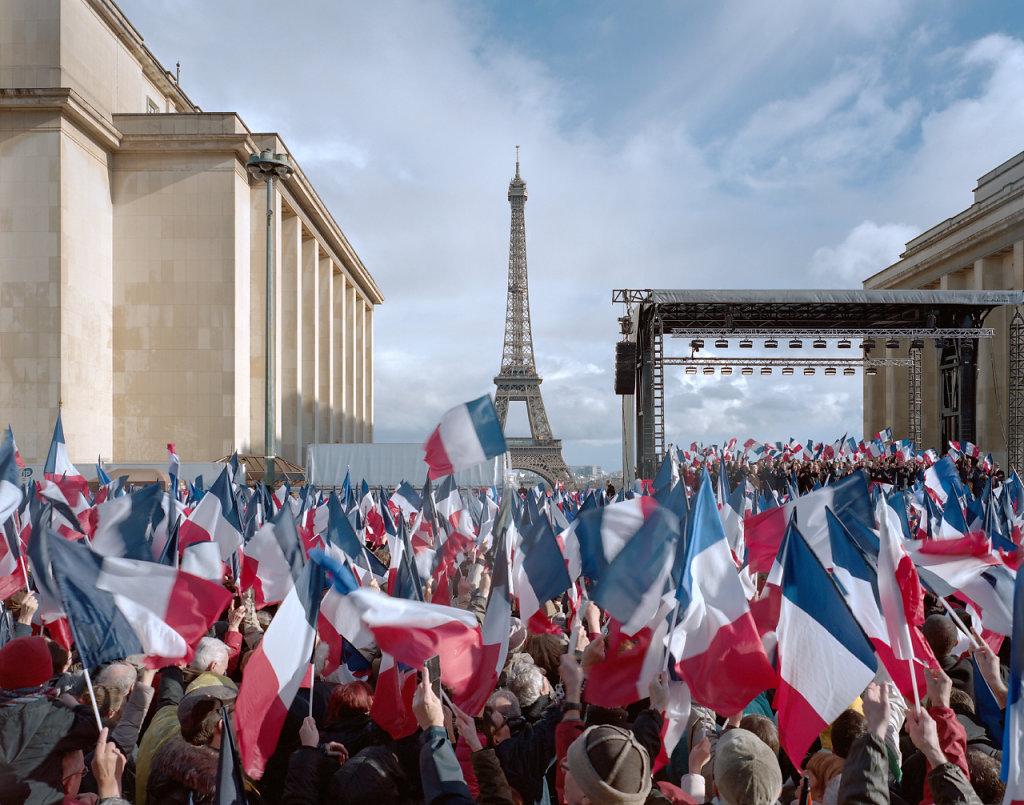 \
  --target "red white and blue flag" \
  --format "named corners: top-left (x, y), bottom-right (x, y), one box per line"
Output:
top-left (422, 395), bottom-right (507, 480)
top-left (774, 524), bottom-right (877, 769)
top-left (744, 472), bottom-right (873, 573)
top-left (668, 472), bottom-right (776, 714)
top-left (311, 549), bottom-right (492, 716)
top-left (178, 467), bottom-right (243, 560)
top-left (235, 559), bottom-right (325, 778)
top-left (43, 411), bottom-right (88, 499)
top-left (93, 556), bottom-right (232, 667)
